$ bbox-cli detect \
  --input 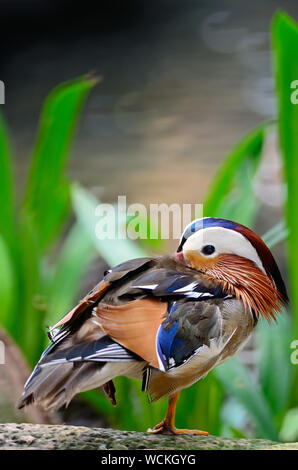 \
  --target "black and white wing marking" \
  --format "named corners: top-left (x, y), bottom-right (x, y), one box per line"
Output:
top-left (38, 336), bottom-right (141, 367)
top-left (129, 269), bottom-right (228, 300)
top-left (23, 336), bottom-right (140, 393)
